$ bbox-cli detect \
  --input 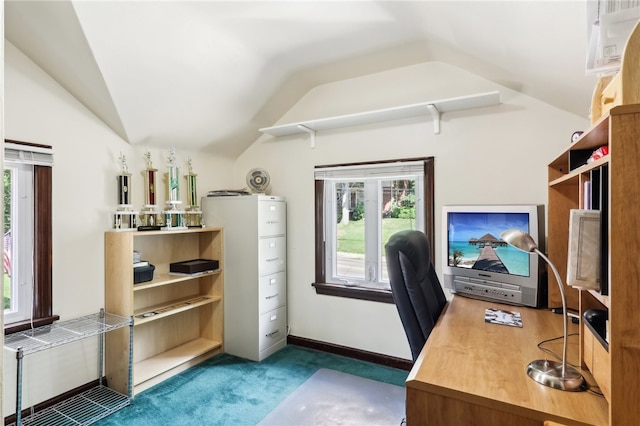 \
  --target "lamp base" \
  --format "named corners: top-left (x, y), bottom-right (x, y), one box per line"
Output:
top-left (526, 359), bottom-right (587, 392)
